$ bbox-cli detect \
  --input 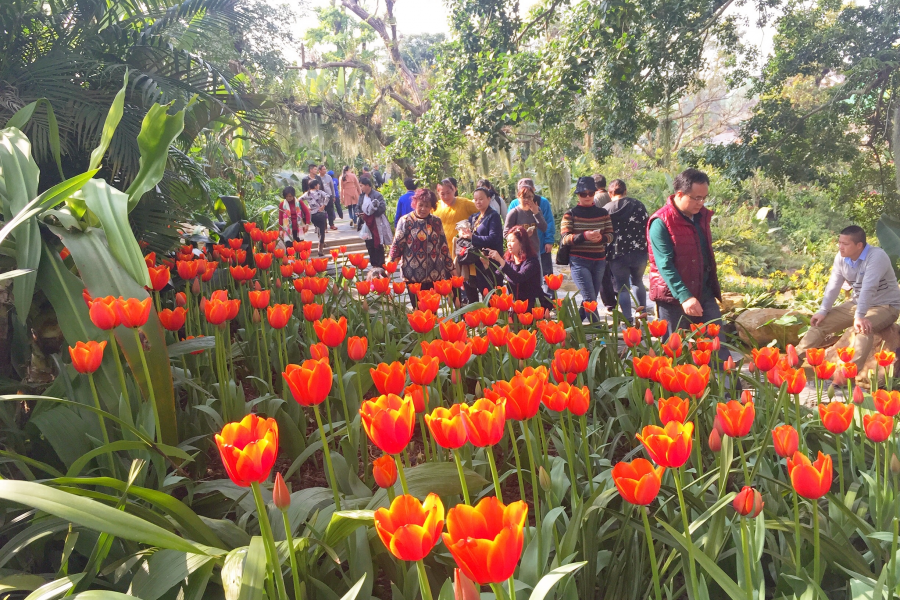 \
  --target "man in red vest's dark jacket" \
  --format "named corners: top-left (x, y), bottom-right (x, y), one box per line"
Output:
top-left (646, 168), bottom-right (730, 360)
